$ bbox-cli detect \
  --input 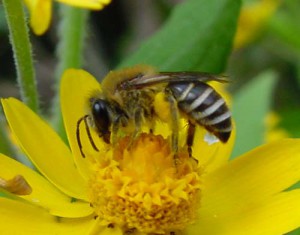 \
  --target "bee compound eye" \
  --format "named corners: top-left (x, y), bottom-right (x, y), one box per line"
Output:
top-left (92, 99), bottom-right (111, 132)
